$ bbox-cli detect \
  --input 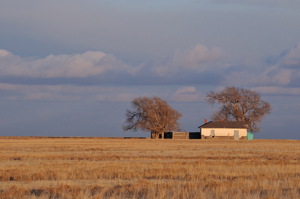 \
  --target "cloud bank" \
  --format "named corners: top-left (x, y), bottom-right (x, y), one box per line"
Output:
top-left (1, 42), bottom-right (300, 101)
